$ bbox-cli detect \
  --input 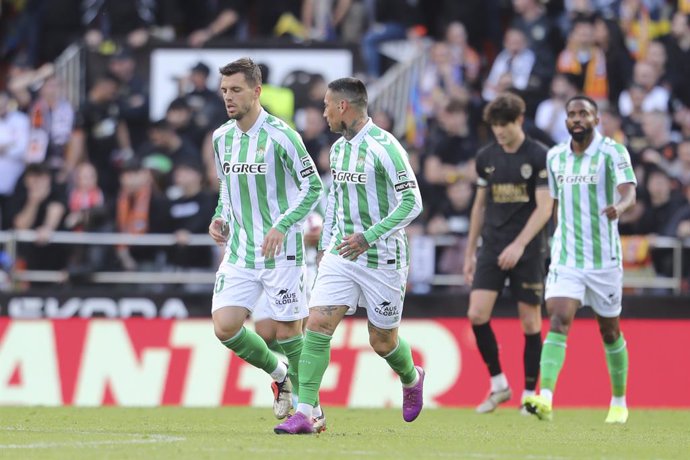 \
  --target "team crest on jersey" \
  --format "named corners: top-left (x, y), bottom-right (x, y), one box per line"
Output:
top-left (357, 156), bottom-right (366, 168)
top-left (521, 164), bottom-right (533, 179)
top-left (256, 148), bottom-right (265, 162)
